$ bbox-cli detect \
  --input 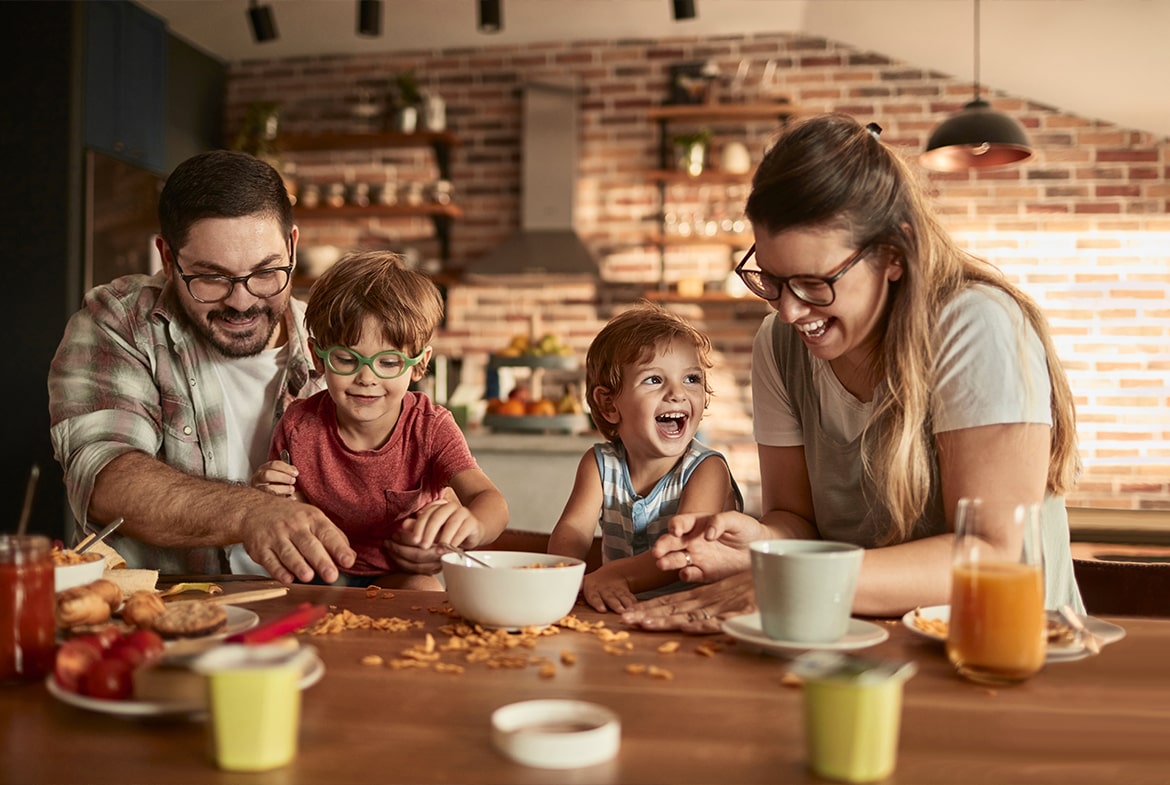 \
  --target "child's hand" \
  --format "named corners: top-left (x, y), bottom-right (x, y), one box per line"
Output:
top-left (402, 500), bottom-right (484, 552)
top-left (386, 500), bottom-right (485, 575)
top-left (383, 529), bottom-right (443, 575)
top-left (251, 458), bottom-right (299, 499)
top-left (581, 568), bottom-right (638, 614)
